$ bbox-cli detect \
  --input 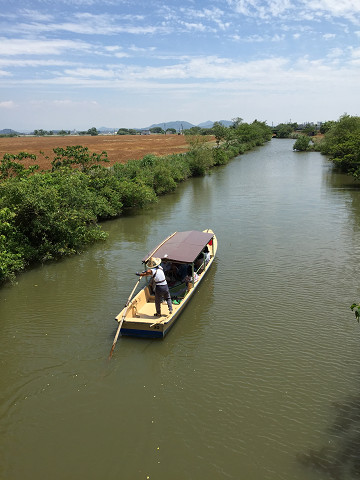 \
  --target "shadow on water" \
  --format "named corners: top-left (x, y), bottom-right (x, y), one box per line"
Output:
top-left (297, 392), bottom-right (360, 479)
